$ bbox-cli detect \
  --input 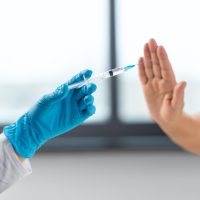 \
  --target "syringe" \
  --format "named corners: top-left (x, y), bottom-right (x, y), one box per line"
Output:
top-left (68, 64), bottom-right (136, 90)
